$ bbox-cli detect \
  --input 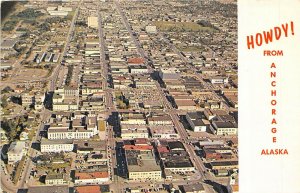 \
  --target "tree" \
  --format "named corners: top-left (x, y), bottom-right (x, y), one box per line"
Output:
top-left (39, 23), bottom-right (50, 32)
top-left (1, 95), bottom-right (8, 108)
top-left (2, 86), bottom-right (13, 94)
top-left (17, 8), bottom-right (44, 18)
